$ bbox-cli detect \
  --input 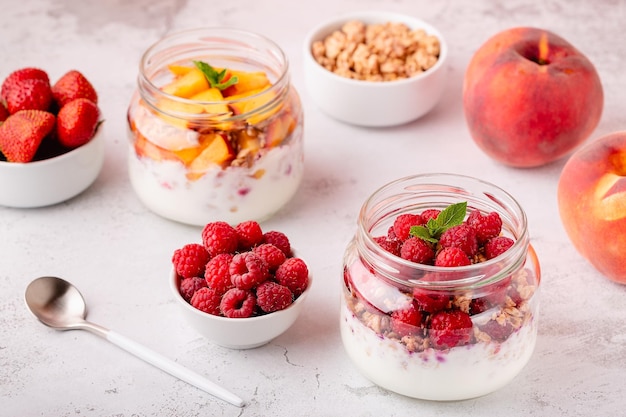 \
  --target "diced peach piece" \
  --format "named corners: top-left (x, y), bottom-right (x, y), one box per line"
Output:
top-left (168, 64), bottom-right (194, 77)
top-left (265, 112), bottom-right (296, 148)
top-left (187, 133), bottom-right (235, 180)
top-left (162, 68), bottom-right (209, 98)
top-left (222, 70), bottom-right (271, 97)
top-left (228, 87), bottom-right (280, 125)
top-left (190, 88), bottom-right (230, 116)
top-left (237, 130), bottom-right (261, 153)
top-left (134, 131), bottom-right (178, 162)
